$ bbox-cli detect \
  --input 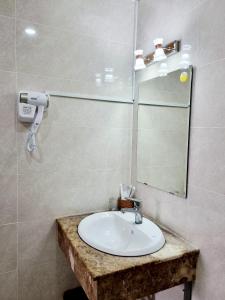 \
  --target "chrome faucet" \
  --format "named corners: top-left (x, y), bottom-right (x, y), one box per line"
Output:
top-left (121, 198), bottom-right (143, 224)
